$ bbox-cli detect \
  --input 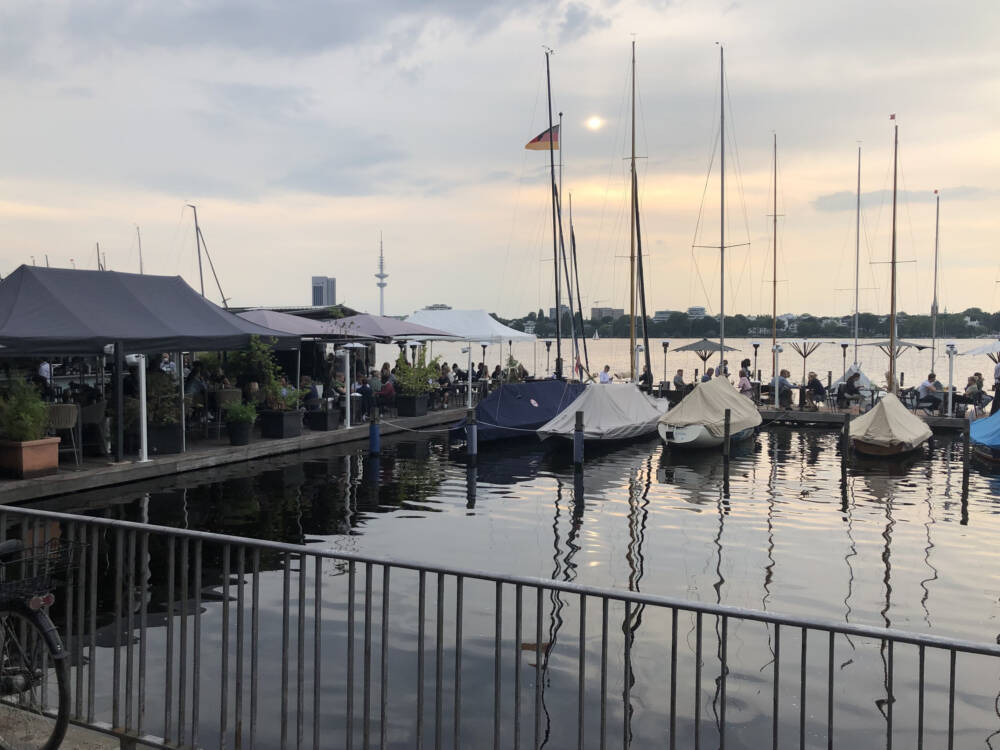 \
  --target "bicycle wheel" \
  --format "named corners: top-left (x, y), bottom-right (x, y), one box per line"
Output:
top-left (0, 609), bottom-right (69, 750)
